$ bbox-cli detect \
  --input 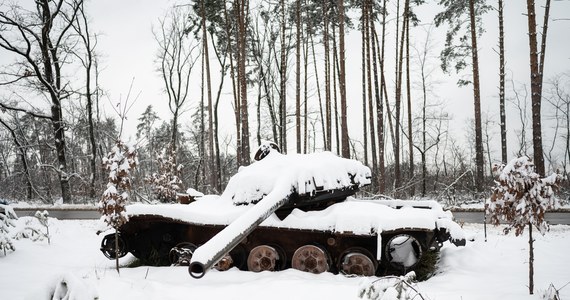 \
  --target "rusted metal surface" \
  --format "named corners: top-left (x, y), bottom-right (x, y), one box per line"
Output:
top-left (247, 245), bottom-right (280, 272)
top-left (340, 250), bottom-right (376, 276)
top-left (105, 214), bottom-right (442, 277)
top-left (291, 245), bottom-right (330, 274)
